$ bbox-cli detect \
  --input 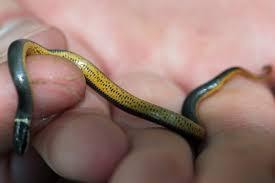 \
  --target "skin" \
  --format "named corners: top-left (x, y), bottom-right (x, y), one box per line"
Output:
top-left (0, 0), bottom-right (275, 182)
